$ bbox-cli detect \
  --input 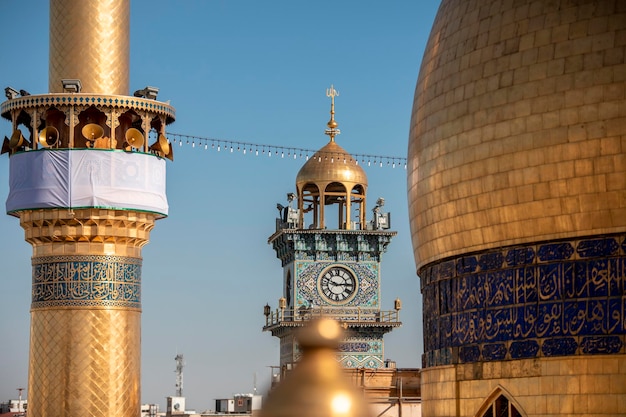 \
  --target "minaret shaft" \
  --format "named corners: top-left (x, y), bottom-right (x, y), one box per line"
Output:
top-left (49, 0), bottom-right (130, 94)
top-left (22, 208), bottom-right (156, 417)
